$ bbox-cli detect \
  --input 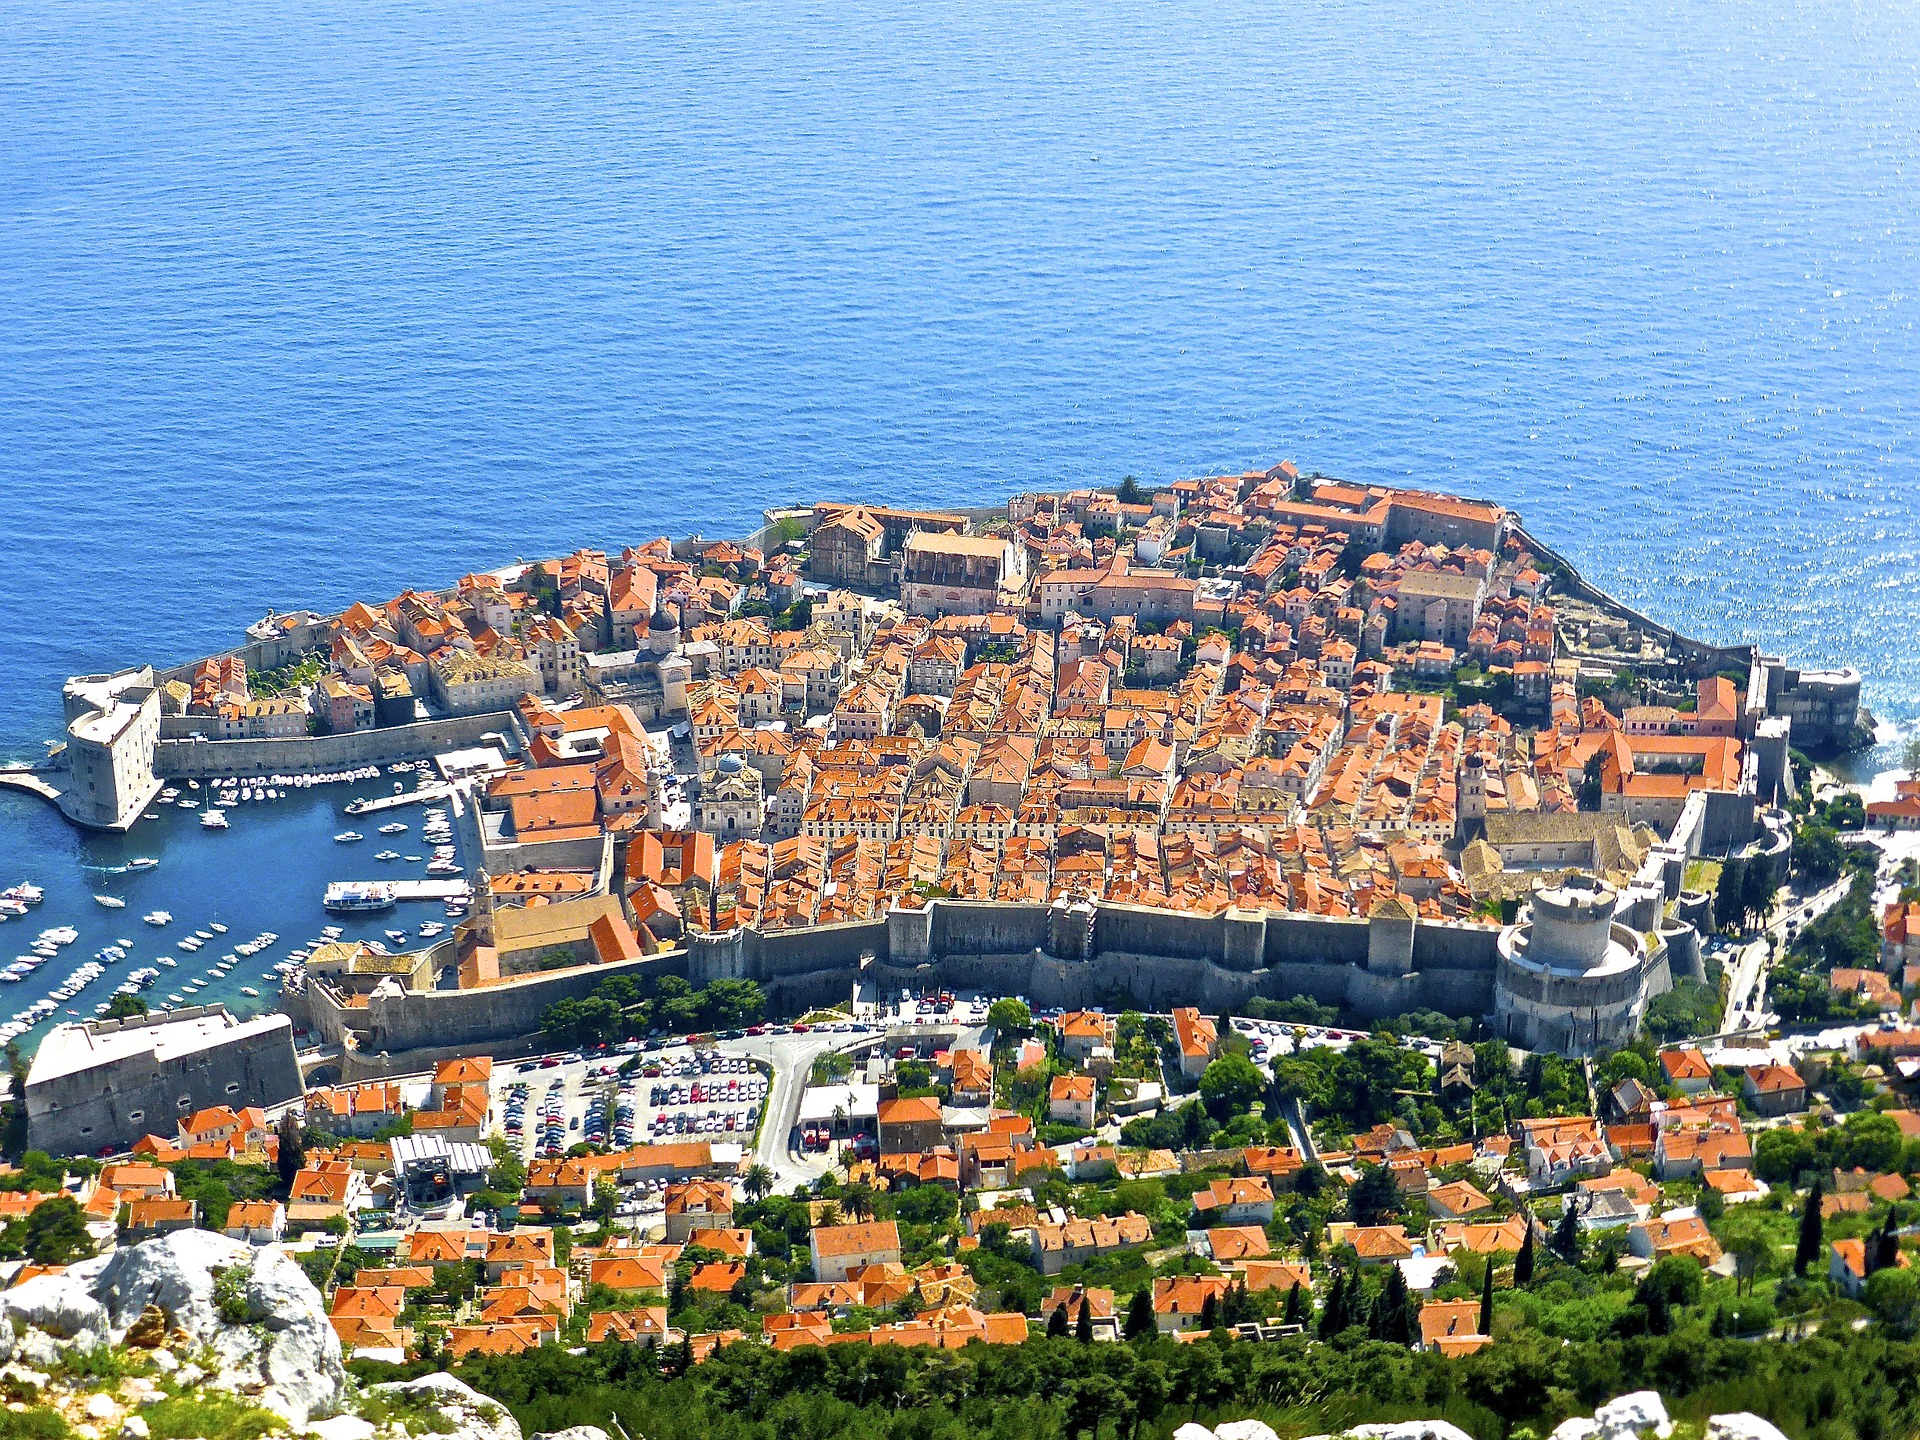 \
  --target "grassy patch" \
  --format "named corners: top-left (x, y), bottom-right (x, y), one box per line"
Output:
top-left (0, 1411), bottom-right (72, 1440)
top-left (142, 1393), bottom-right (283, 1440)
top-left (357, 1389), bottom-right (457, 1435)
